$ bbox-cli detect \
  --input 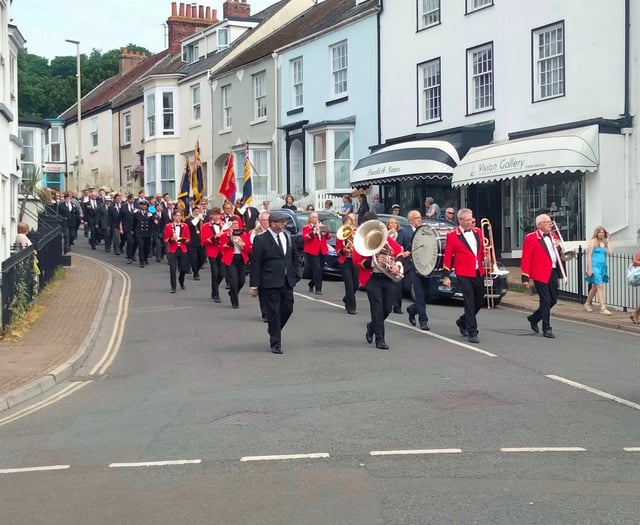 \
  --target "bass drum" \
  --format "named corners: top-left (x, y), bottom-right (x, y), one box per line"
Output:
top-left (410, 224), bottom-right (454, 277)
